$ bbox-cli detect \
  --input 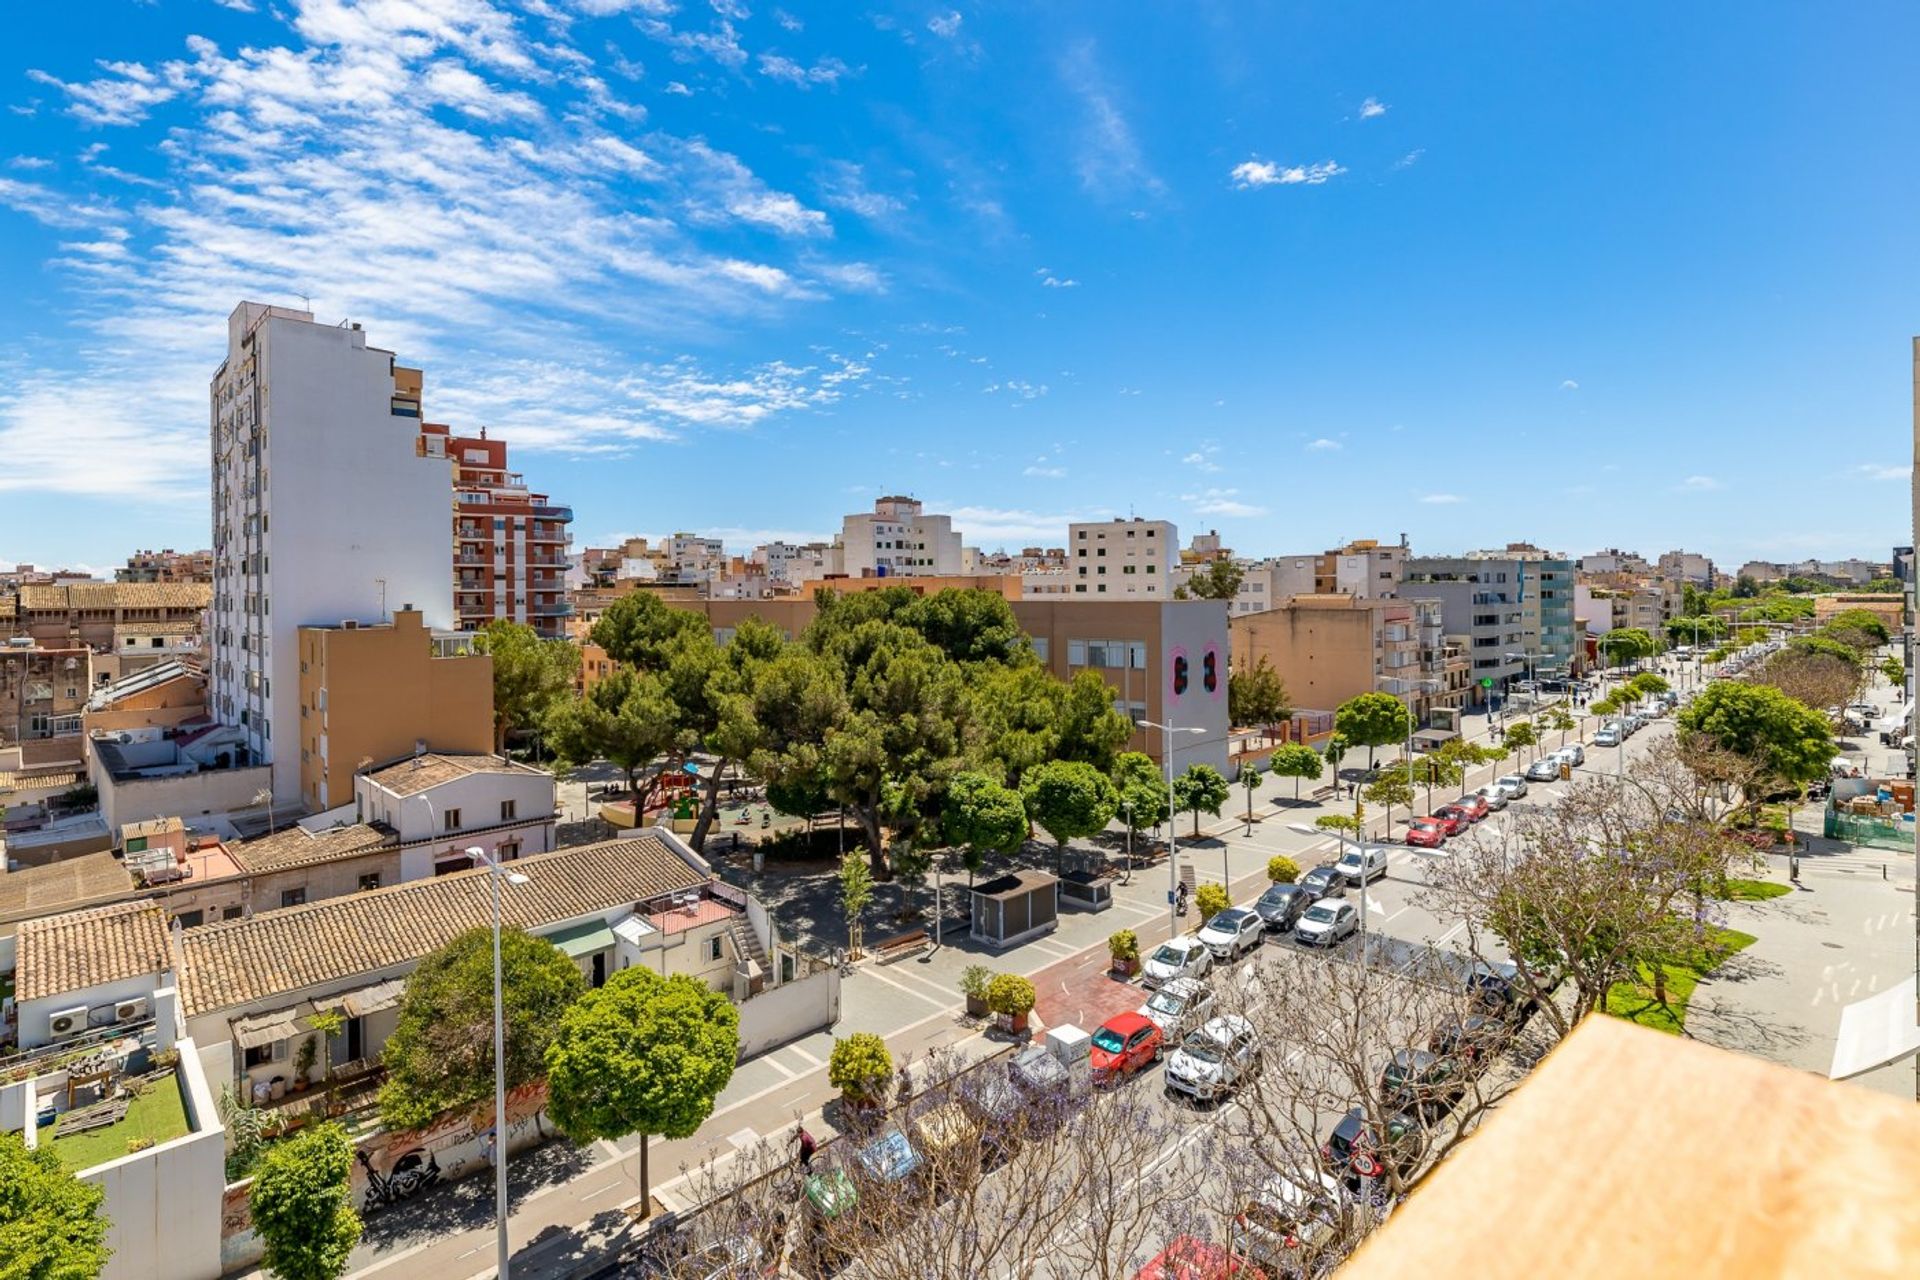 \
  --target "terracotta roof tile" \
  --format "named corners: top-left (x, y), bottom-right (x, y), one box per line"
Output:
top-left (363, 753), bottom-right (543, 797)
top-left (16, 582), bottom-right (211, 612)
top-left (178, 836), bottom-right (707, 1018)
top-left (16, 901), bottom-right (173, 1002)
top-left (0, 853), bottom-right (136, 929)
top-left (229, 822), bottom-right (396, 874)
